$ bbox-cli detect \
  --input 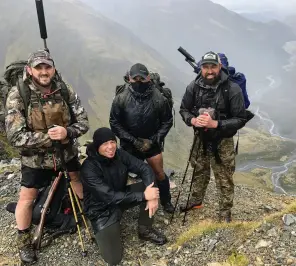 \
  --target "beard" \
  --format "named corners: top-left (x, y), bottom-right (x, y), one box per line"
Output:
top-left (202, 73), bottom-right (220, 86)
top-left (32, 74), bottom-right (53, 87)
